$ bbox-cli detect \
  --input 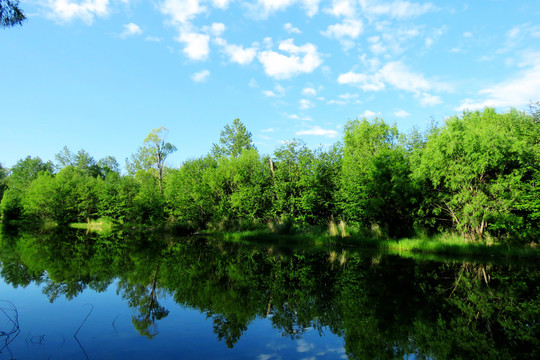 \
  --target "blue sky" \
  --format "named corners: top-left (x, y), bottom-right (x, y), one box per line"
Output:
top-left (1, 0), bottom-right (539, 169)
